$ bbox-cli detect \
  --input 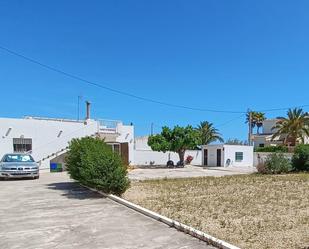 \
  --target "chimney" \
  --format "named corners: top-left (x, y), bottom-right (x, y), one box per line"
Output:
top-left (85, 101), bottom-right (91, 120)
